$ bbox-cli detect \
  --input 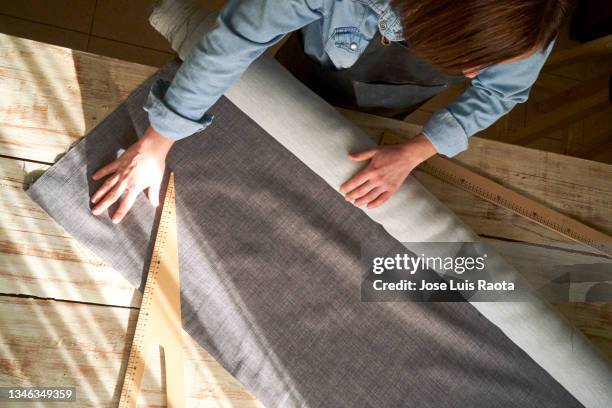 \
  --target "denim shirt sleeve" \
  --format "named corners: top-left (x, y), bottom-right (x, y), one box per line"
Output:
top-left (422, 39), bottom-right (555, 157)
top-left (144, 0), bottom-right (325, 140)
